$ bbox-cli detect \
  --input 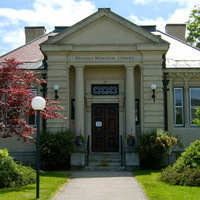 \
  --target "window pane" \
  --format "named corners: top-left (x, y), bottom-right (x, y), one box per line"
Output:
top-left (191, 88), bottom-right (200, 106)
top-left (175, 108), bottom-right (183, 124)
top-left (28, 115), bottom-right (36, 125)
top-left (135, 99), bottom-right (139, 125)
top-left (27, 88), bottom-right (37, 126)
top-left (71, 99), bottom-right (75, 119)
top-left (174, 88), bottom-right (184, 126)
top-left (175, 89), bottom-right (182, 106)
